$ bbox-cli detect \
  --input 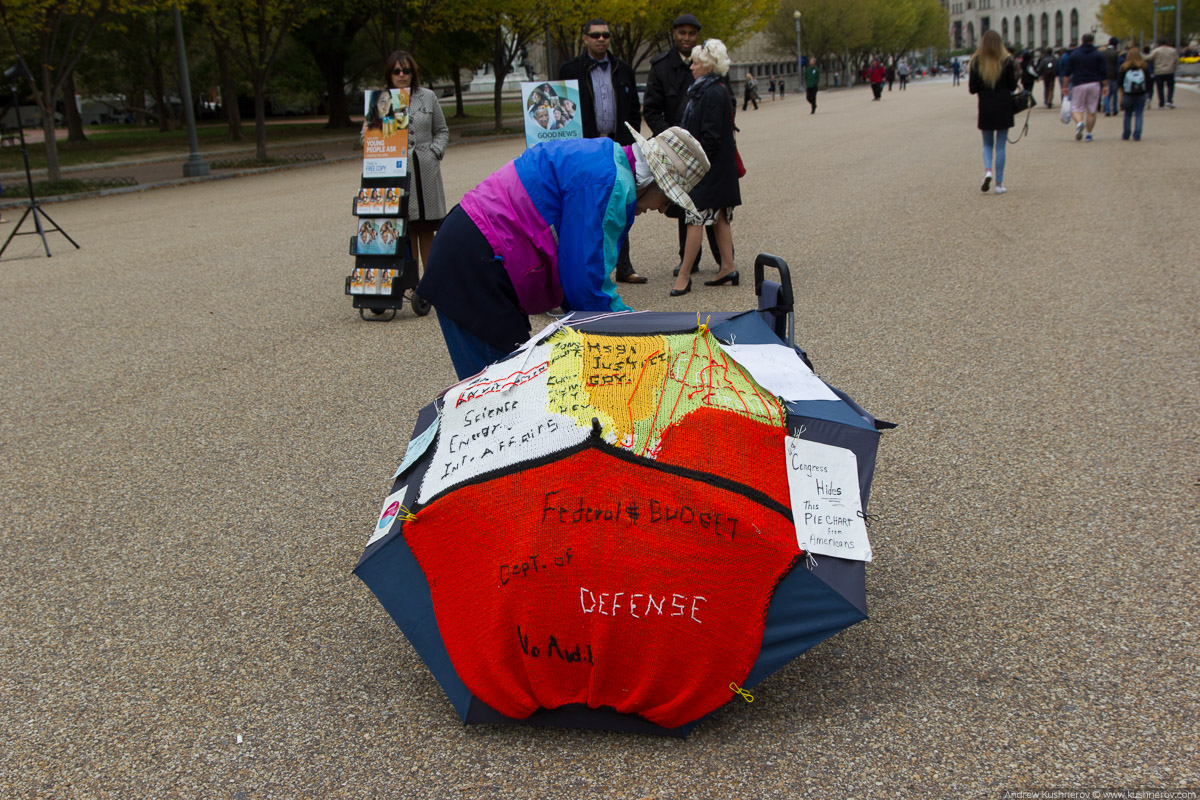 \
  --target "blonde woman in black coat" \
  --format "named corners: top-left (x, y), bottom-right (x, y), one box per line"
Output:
top-left (969, 30), bottom-right (1018, 195)
top-left (671, 38), bottom-right (740, 297)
